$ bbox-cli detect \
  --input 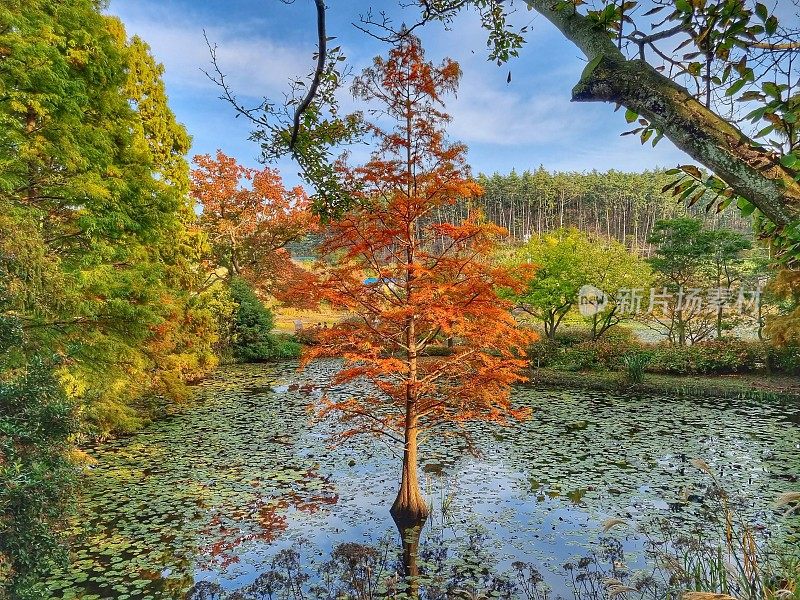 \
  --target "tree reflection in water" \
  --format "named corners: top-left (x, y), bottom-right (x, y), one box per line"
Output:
top-left (186, 521), bottom-right (666, 600)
